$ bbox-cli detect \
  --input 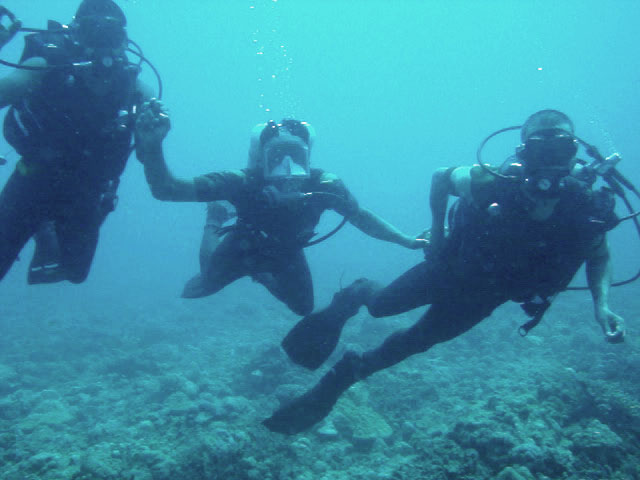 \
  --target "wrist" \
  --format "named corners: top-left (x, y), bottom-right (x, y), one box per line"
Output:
top-left (136, 142), bottom-right (163, 157)
top-left (400, 235), bottom-right (413, 248)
